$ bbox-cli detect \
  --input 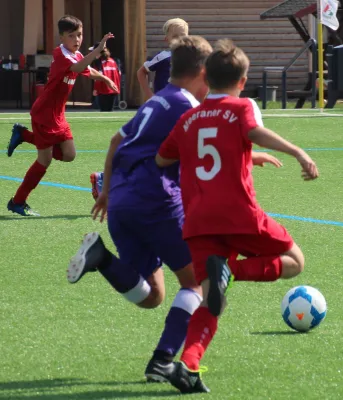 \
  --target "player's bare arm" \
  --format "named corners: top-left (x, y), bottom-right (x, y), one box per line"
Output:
top-left (248, 127), bottom-right (319, 180)
top-left (92, 132), bottom-right (123, 222)
top-left (137, 65), bottom-right (154, 100)
top-left (252, 151), bottom-right (282, 168)
top-left (70, 32), bottom-right (114, 73)
top-left (155, 154), bottom-right (178, 168)
top-left (88, 67), bottom-right (119, 92)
